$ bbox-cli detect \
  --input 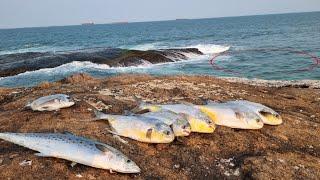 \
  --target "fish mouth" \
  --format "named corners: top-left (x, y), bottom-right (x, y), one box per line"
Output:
top-left (182, 129), bottom-right (191, 135)
top-left (115, 167), bottom-right (141, 173)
